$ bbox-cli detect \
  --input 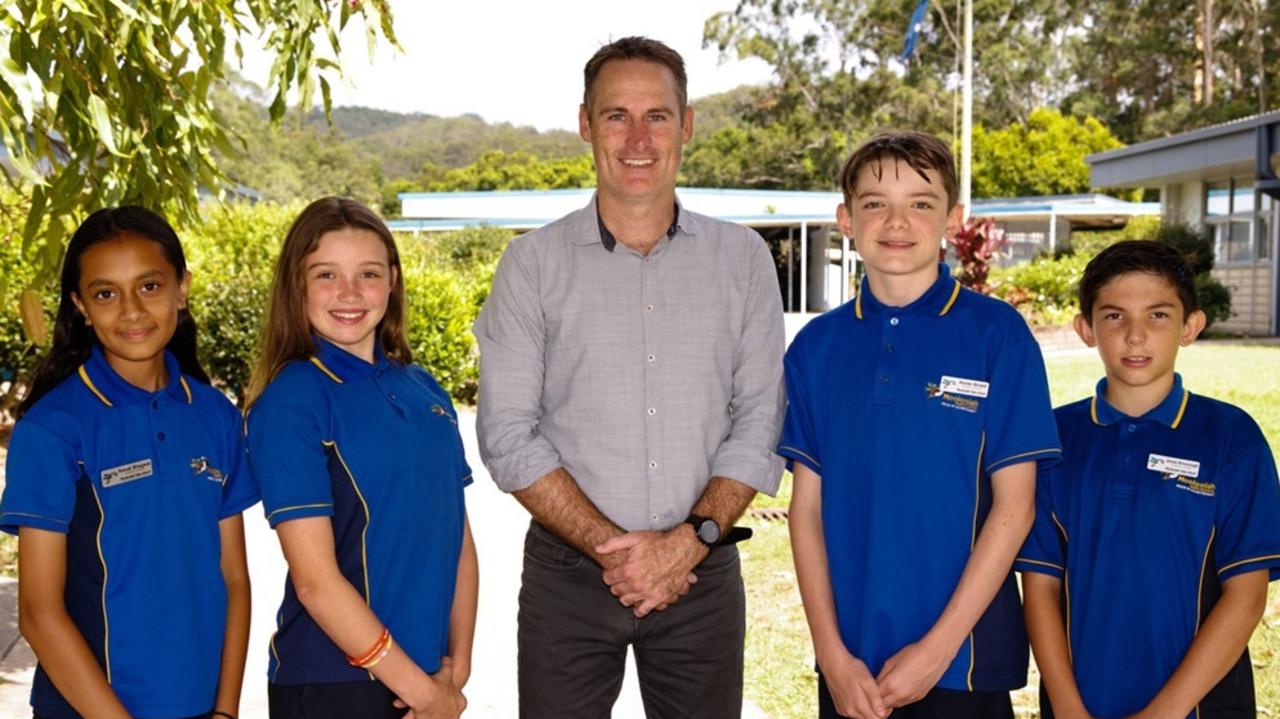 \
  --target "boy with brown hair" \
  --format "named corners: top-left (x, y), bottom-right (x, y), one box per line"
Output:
top-left (780, 131), bottom-right (1061, 719)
